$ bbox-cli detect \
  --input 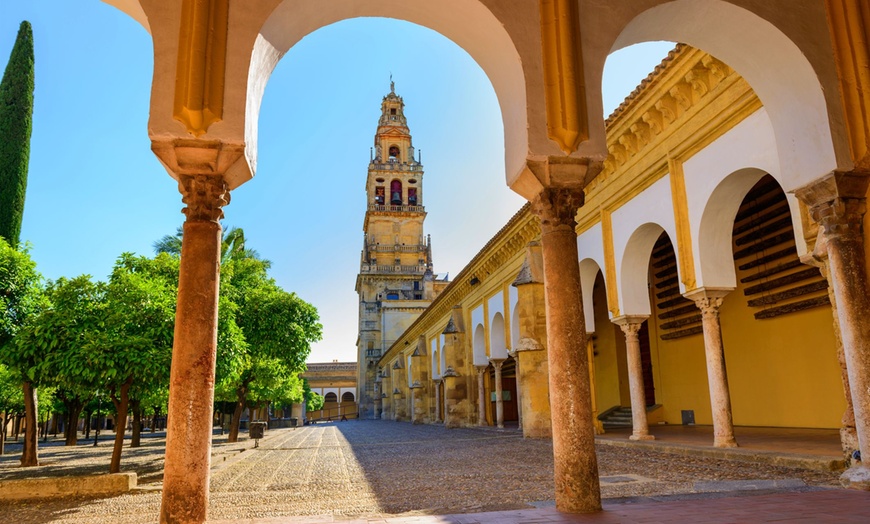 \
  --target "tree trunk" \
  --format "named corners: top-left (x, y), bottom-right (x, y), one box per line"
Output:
top-left (228, 386), bottom-right (248, 443)
top-left (20, 381), bottom-right (38, 466)
top-left (130, 400), bottom-right (142, 448)
top-left (13, 412), bottom-right (21, 440)
top-left (83, 411), bottom-right (91, 440)
top-left (65, 403), bottom-right (83, 446)
top-left (1, 411), bottom-right (6, 456)
top-left (109, 380), bottom-right (132, 473)
top-left (151, 407), bottom-right (158, 433)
